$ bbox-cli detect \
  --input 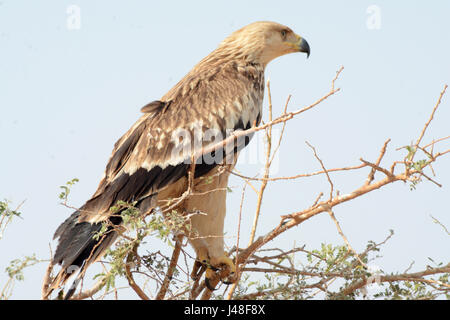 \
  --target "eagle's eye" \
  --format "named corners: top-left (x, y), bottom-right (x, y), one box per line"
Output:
top-left (280, 30), bottom-right (287, 39)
